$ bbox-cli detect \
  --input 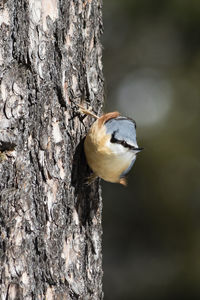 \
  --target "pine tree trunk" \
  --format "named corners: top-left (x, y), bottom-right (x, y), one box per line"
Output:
top-left (0, 0), bottom-right (104, 299)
